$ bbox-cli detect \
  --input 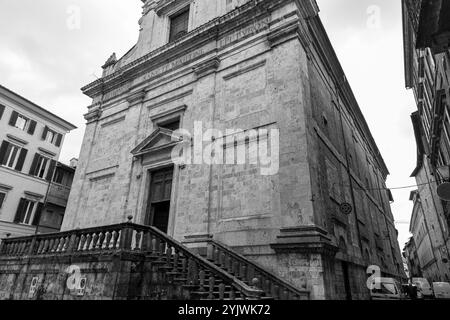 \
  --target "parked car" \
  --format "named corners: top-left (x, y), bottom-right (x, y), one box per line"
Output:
top-left (412, 278), bottom-right (434, 299)
top-left (432, 282), bottom-right (450, 300)
top-left (402, 283), bottom-right (418, 299)
top-left (370, 278), bottom-right (406, 300)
